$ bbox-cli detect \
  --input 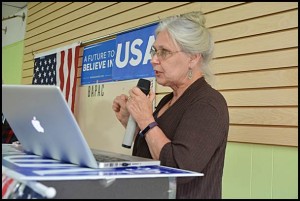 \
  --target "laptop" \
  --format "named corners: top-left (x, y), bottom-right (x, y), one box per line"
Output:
top-left (2, 84), bottom-right (160, 169)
